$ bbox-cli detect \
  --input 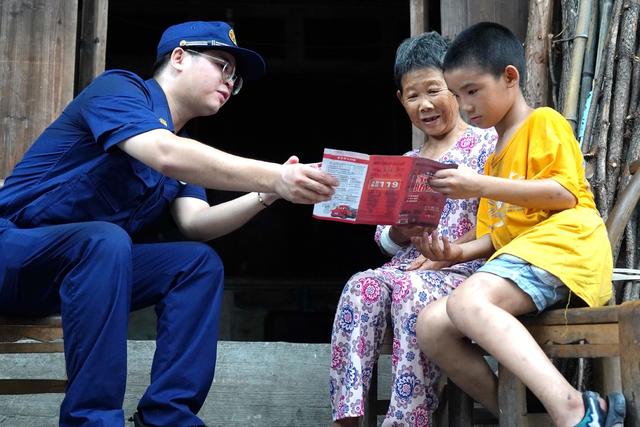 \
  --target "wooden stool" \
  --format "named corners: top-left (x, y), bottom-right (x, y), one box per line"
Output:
top-left (0, 315), bottom-right (67, 394)
top-left (497, 300), bottom-right (640, 426)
